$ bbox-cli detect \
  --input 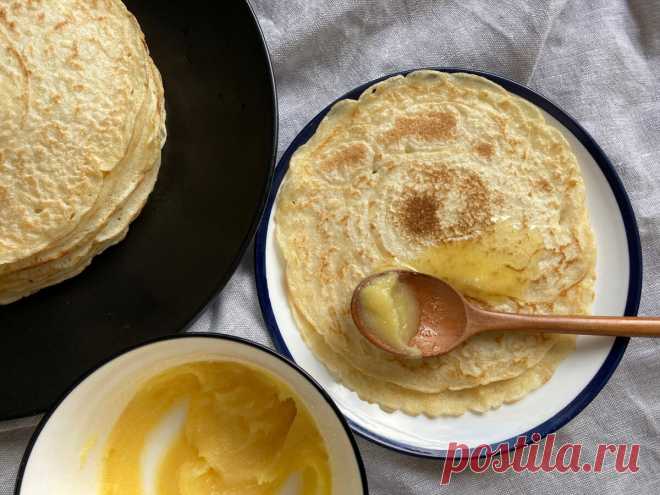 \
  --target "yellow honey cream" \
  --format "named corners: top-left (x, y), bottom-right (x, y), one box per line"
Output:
top-left (403, 222), bottom-right (543, 305)
top-left (359, 272), bottom-right (421, 356)
top-left (100, 361), bottom-right (331, 495)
